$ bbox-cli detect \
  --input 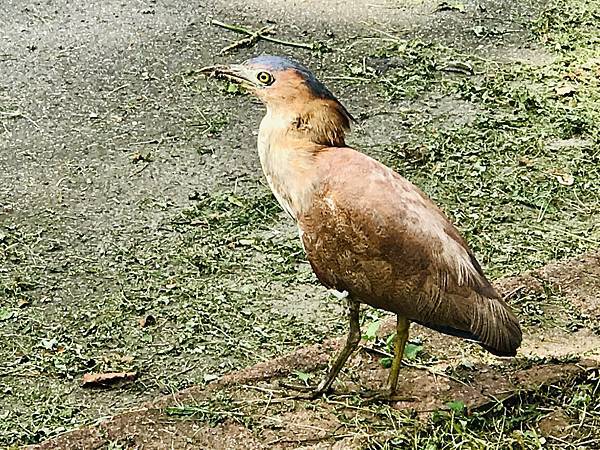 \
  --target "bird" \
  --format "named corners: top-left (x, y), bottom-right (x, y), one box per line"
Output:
top-left (200, 55), bottom-right (522, 399)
